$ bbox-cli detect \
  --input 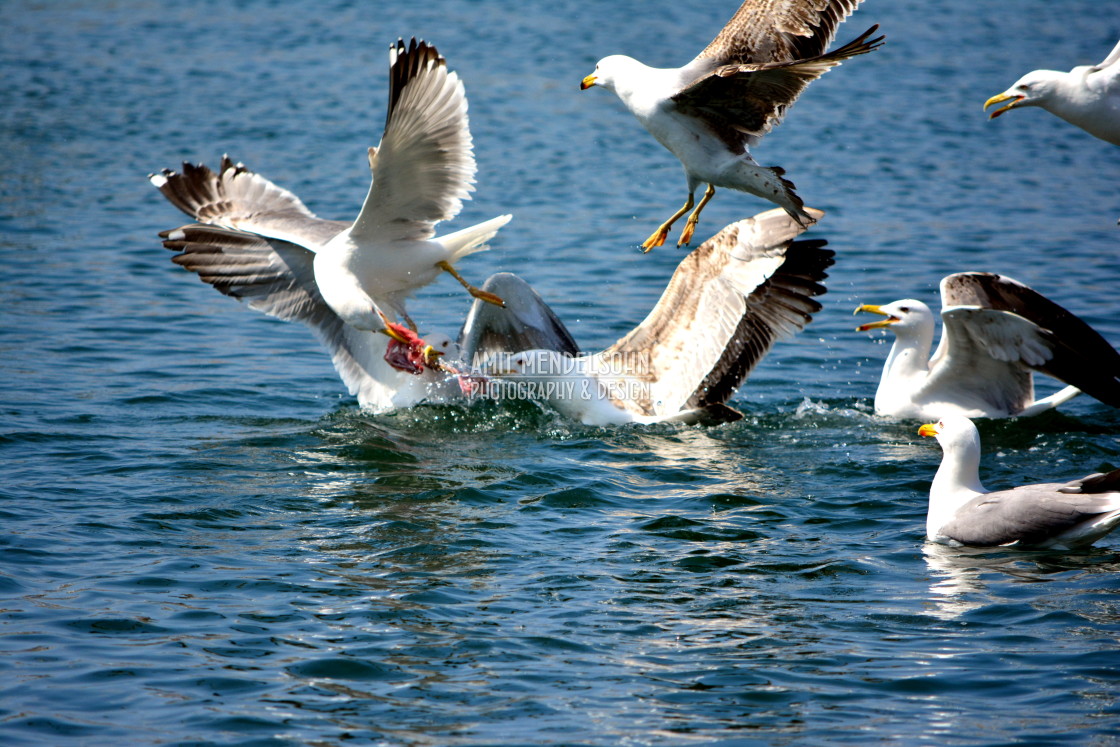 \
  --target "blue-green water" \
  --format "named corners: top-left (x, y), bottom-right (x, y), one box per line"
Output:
top-left (2, 1), bottom-right (1119, 744)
